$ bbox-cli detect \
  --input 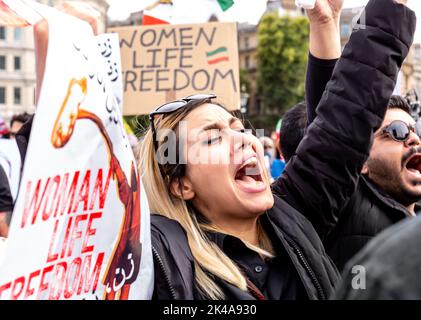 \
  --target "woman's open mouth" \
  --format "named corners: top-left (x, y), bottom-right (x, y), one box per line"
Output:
top-left (234, 156), bottom-right (266, 193)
